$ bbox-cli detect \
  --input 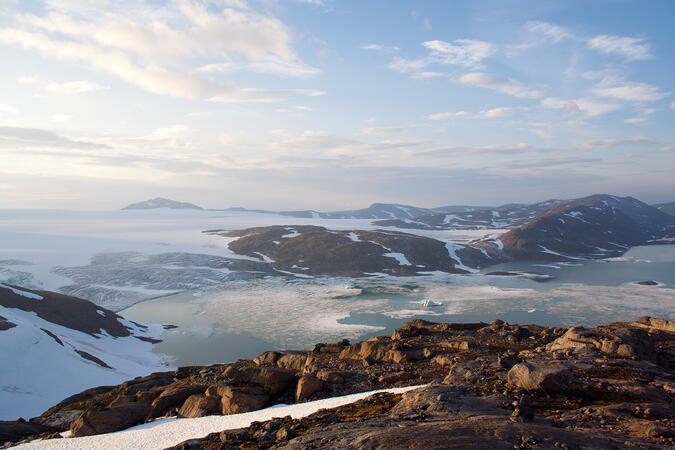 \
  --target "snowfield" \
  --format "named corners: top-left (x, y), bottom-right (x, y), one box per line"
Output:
top-left (0, 305), bottom-right (169, 420)
top-left (16, 385), bottom-right (425, 450)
